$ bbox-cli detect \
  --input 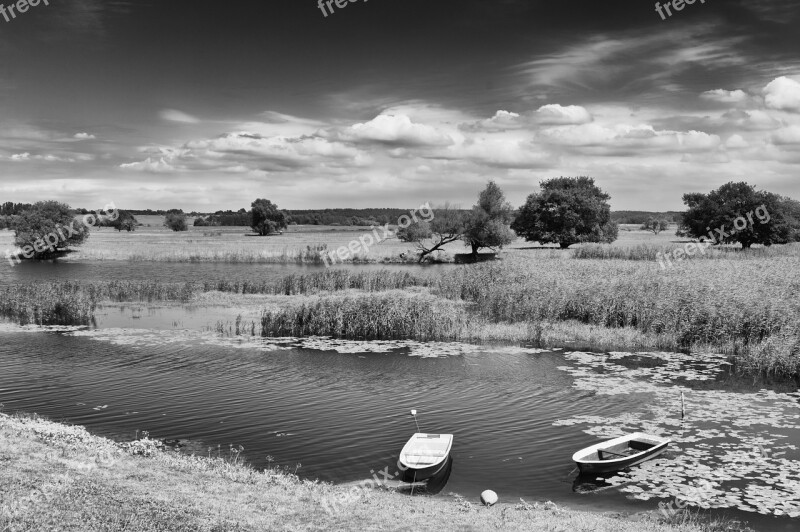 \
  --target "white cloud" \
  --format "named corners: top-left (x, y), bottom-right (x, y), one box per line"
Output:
top-left (701, 89), bottom-right (749, 104)
top-left (763, 76), bottom-right (800, 113)
top-left (725, 134), bottom-right (749, 149)
top-left (771, 125), bottom-right (800, 145)
top-left (535, 104), bottom-right (593, 125)
top-left (120, 157), bottom-right (178, 173)
top-left (10, 152), bottom-right (31, 161)
top-left (159, 109), bottom-right (201, 124)
top-left (336, 114), bottom-right (453, 147)
top-left (74, 132), bottom-right (96, 140)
